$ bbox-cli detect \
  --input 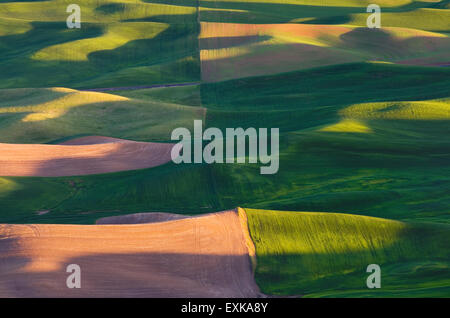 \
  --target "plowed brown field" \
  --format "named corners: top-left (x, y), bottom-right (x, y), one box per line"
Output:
top-left (0, 136), bottom-right (178, 177)
top-left (0, 210), bottom-right (262, 297)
